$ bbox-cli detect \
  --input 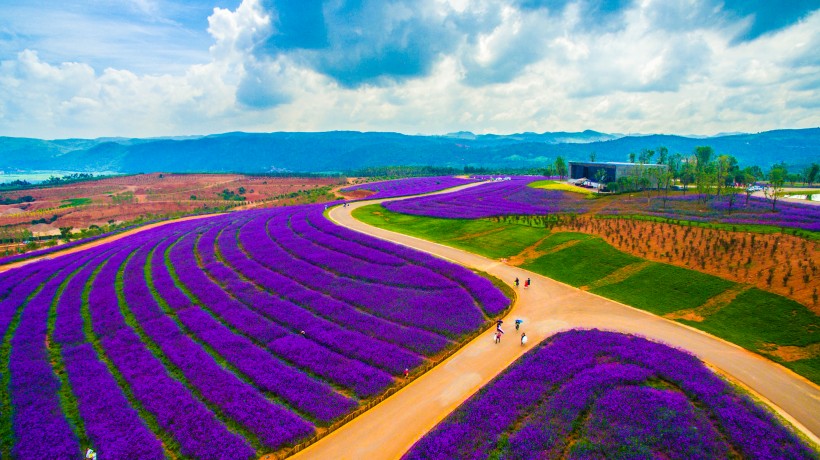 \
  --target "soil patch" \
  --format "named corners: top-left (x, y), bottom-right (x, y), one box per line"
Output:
top-left (665, 285), bottom-right (752, 322)
top-left (507, 235), bottom-right (566, 266)
top-left (761, 343), bottom-right (820, 362)
top-left (582, 261), bottom-right (653, 291)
